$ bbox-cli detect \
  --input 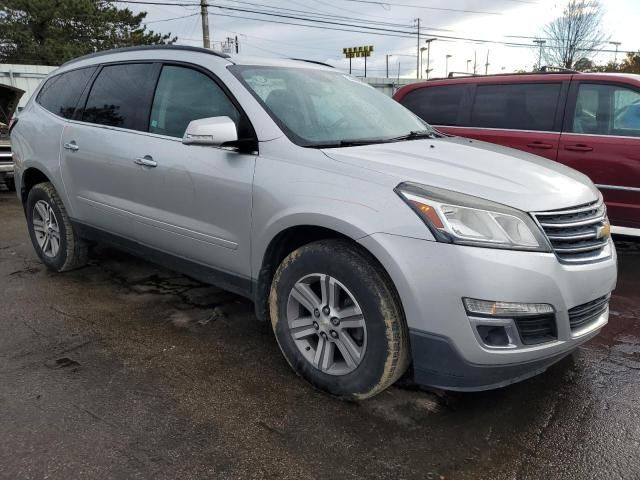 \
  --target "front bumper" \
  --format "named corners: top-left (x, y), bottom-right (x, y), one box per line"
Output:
top-left (358, 233), bottom-right (617, 390)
